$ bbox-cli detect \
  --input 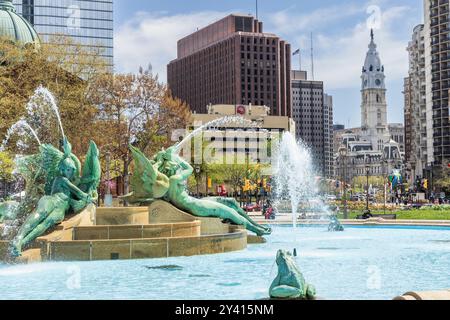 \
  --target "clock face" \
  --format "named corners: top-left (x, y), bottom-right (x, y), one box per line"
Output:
top-left (375, 79), bottom-right (381, 86)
